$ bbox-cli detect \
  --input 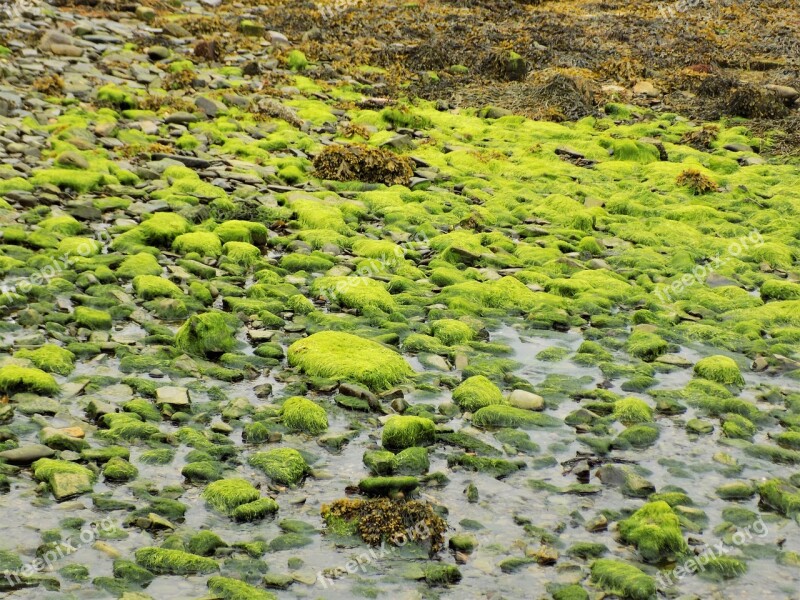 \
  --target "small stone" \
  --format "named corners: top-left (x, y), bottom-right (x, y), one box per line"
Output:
top-left (164, 111), bottom-right (199, 124)
top-left (49, 44), bottom-right (83, 57)
top-left (508, 390), bottom-right (544, 411)
top-left (135, 5), bottom-right (156, 23)
top-left (195, 96), bottom-right (225, 117)
top-left (764, 84), bottom-right (799, 101)
top-left (50, 472), bottom-right (93, 500)
top-left (0, 444), bottom-right (55, 464)
top-left (585, 514), bottom-right (607, 532)
top-left (147, 46), bottom-right (170, 61)
top-left (268, 31), bottom-right (290, 47)
top-left (155, 386), bottom-right (190, 407)
top-left (56, 150), bottom-right (89, 169)
top-left (633, 80), bottom-right (660, 97)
